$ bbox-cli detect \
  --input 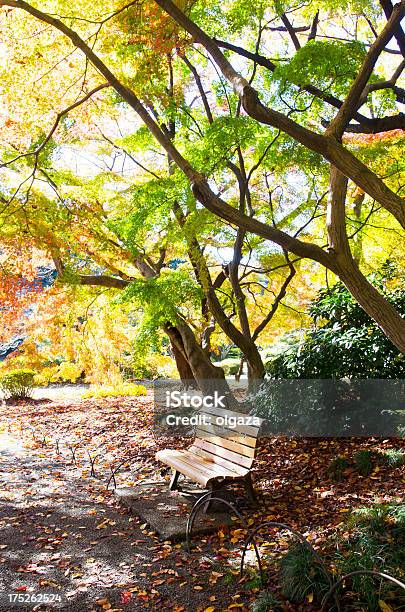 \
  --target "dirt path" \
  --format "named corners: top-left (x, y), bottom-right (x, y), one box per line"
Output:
top-left (0, 431), bottom-right (232, 612)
